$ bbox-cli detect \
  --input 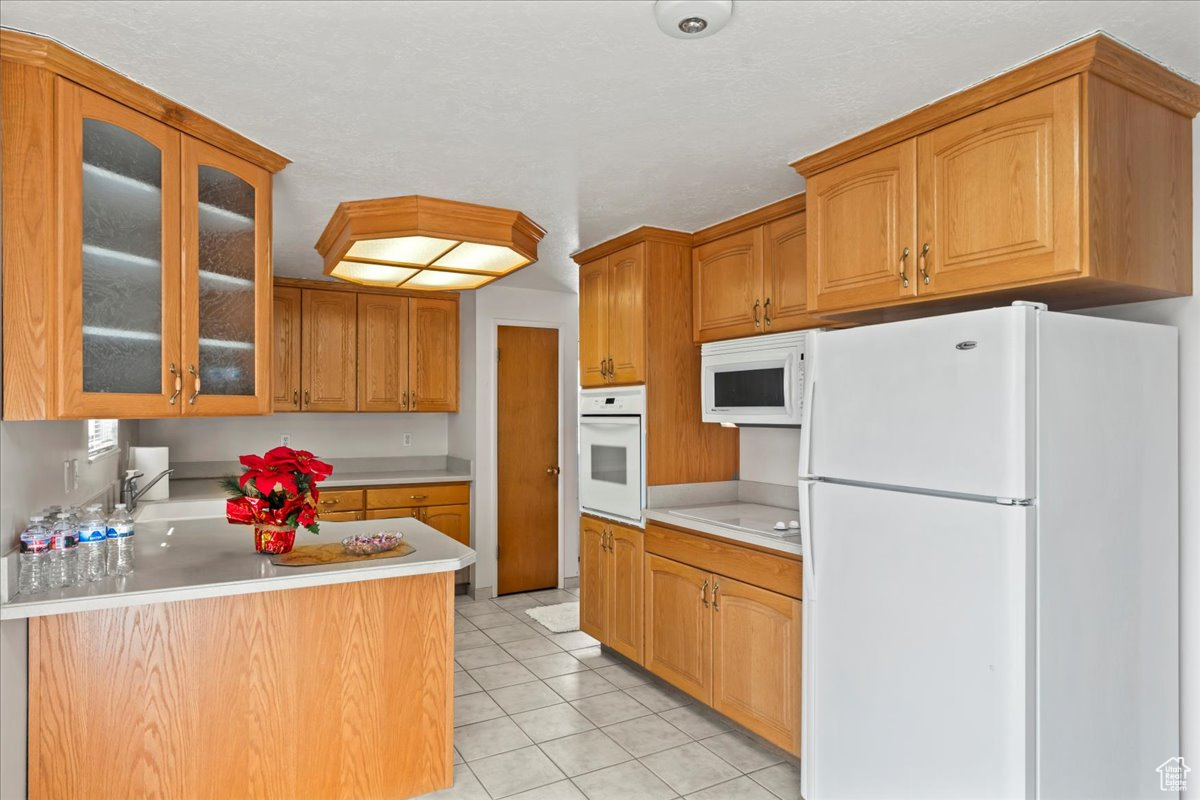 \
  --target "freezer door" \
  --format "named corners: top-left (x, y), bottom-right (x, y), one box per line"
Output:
top-left (804, 481), bottom-right (1032, 799)
top-left (804, 306), bottom-right (1034, 499)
